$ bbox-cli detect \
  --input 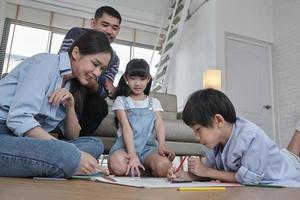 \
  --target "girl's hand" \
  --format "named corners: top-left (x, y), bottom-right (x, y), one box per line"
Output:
top-left (75, 151), bottom-right (101, 175)
top-left (48, 88), bottom-right (74, 109)
top-left (126, 153), bottom-right (145, 177)
top-left (188, 156), bottom-right (209, 177)
top-left (158, 145), bottom-right (176, 161)
top-left (167, 166), bottom-right (184, 180)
